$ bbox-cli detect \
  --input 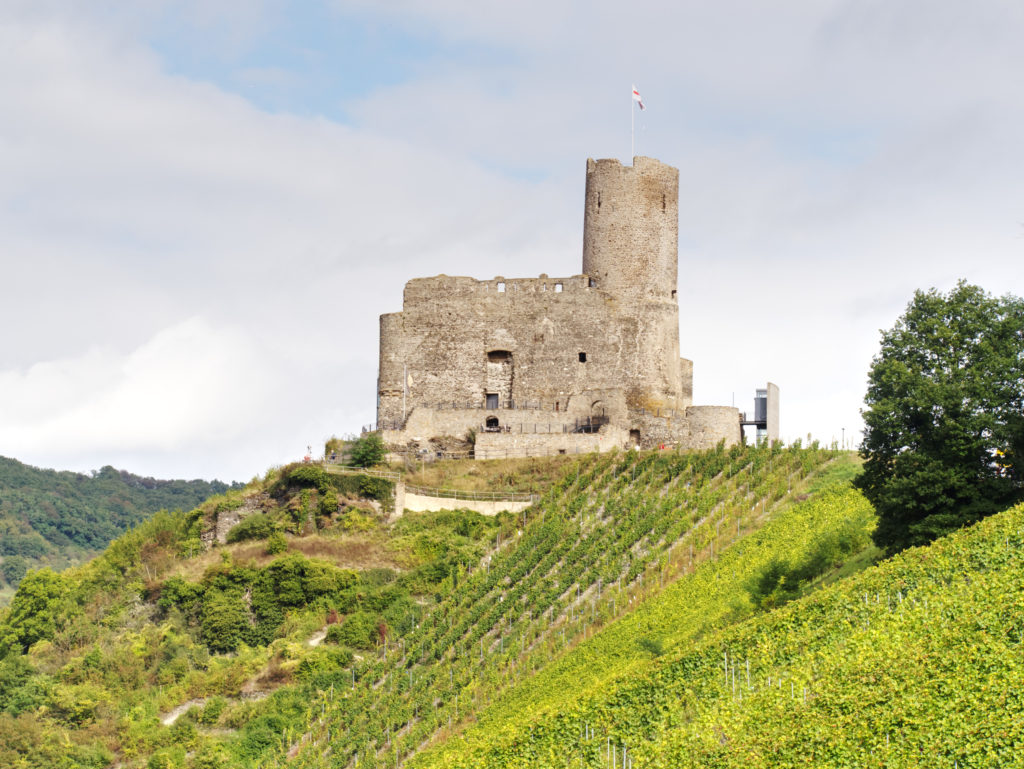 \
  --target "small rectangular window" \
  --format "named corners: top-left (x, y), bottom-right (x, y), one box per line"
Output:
top-left (579, 352), bottom-right (587, 363)
top-left (555, 283), bottom-right (563, 292)
top-left (497, 282), bottom-right (505, 292)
